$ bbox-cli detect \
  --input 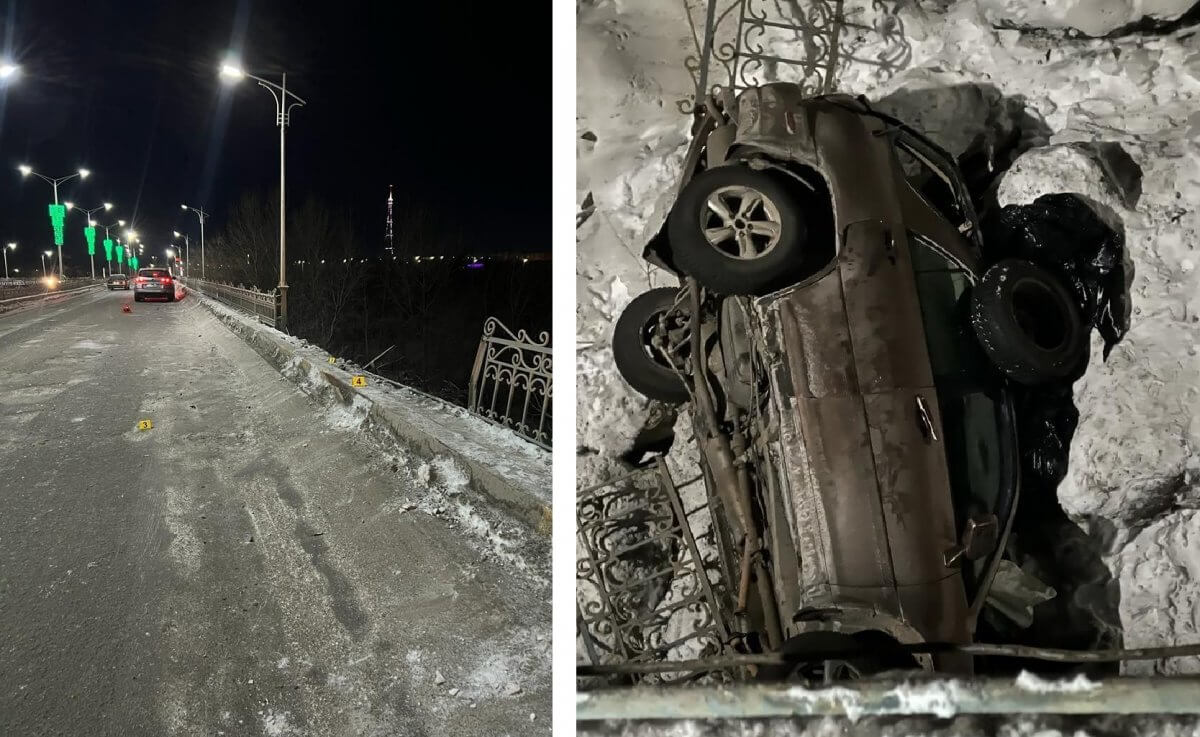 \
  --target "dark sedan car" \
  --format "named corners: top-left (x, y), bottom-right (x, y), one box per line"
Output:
top-left (612, 84), bottom-right (1088, 678)
top-left (106, 273), bottom-right (129, 290)
top-left (132, 267), bottom-right (176, 302)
